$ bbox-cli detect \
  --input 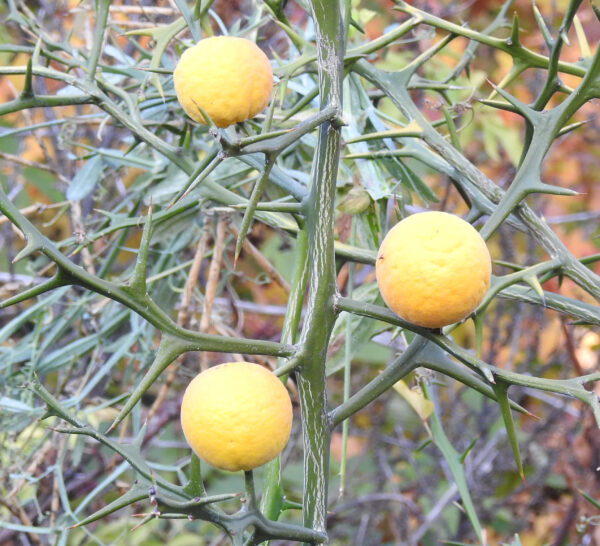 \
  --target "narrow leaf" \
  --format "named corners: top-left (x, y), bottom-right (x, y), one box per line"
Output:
top-left (459, 436), bottom-right (479, 464)
top-left (66, 155), bottom-right (104, 201)
top-left (382, 157), bottom-right (438, 204)
top-left (422, 381), bottom-right (484, 543)
top-left (441, 105), bottom-right (462, 152)
top-left (579, 489), bottom-right (600, 511)
top-left (393, 380), bottom-right (434, 421)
